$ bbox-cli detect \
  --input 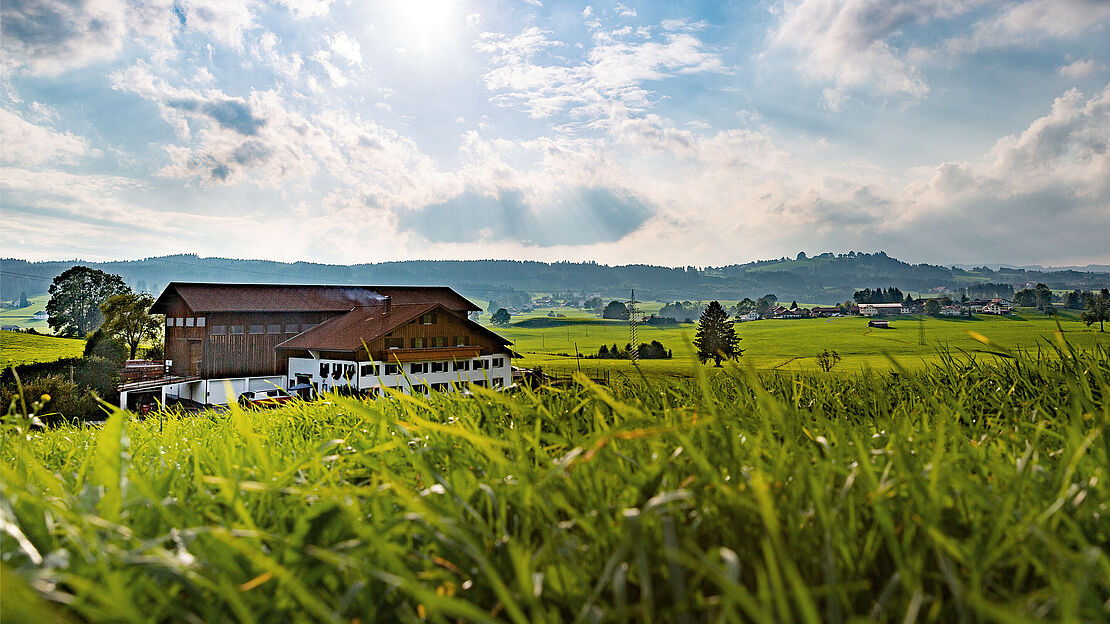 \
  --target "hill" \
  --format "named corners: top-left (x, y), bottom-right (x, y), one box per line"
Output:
top-left (0, 331), bottom-right (85, 367)
top-left (3, 252), bottom-right (1108, 305)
